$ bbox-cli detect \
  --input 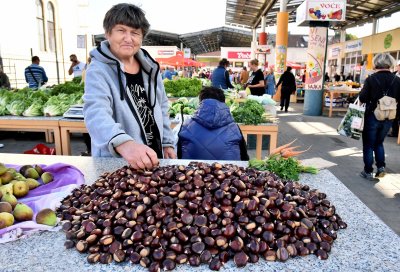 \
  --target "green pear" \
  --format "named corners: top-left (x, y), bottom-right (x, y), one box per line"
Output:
top-left (1, 193), bottom-right (17, 209)
top-left (23, 168), bottom-right (39, 179)
top-left (26, 178), bottom-right (40, 190)
top-left (0, 171), bottom-right (14, 184)
top-left (0, 202), bottom-right (13, 213)
top-left (7, 168), bottom-right (17, 175)
top-left (0, 184), bottom-right (14, 196)
top-left (35, 208), bottom-right (57, 226)
top-left (19, 165), bottom-right (33, 175)
top-left (14, 173), bottom-right (26, 181)
top-left (13, 181), bottom-right (29, 198)
top-left (41, 172), bottom-right (54, 184)
top-left (0, 212), bottom-right (14, 229)
top-left (34, 165), bottom-right (44, 176)
top-left (0, 164), bottom-right (7, 175)
top-left (13, 203), bottom-right (33, 221)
